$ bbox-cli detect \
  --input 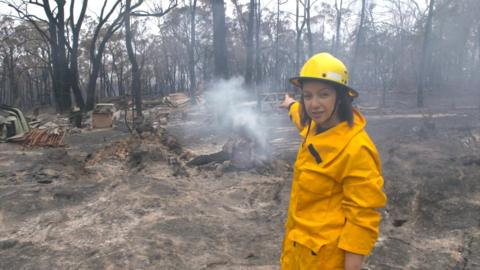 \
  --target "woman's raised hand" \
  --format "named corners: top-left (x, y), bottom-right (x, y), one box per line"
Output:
top-left (279, 93), bottom-right (296, 109)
